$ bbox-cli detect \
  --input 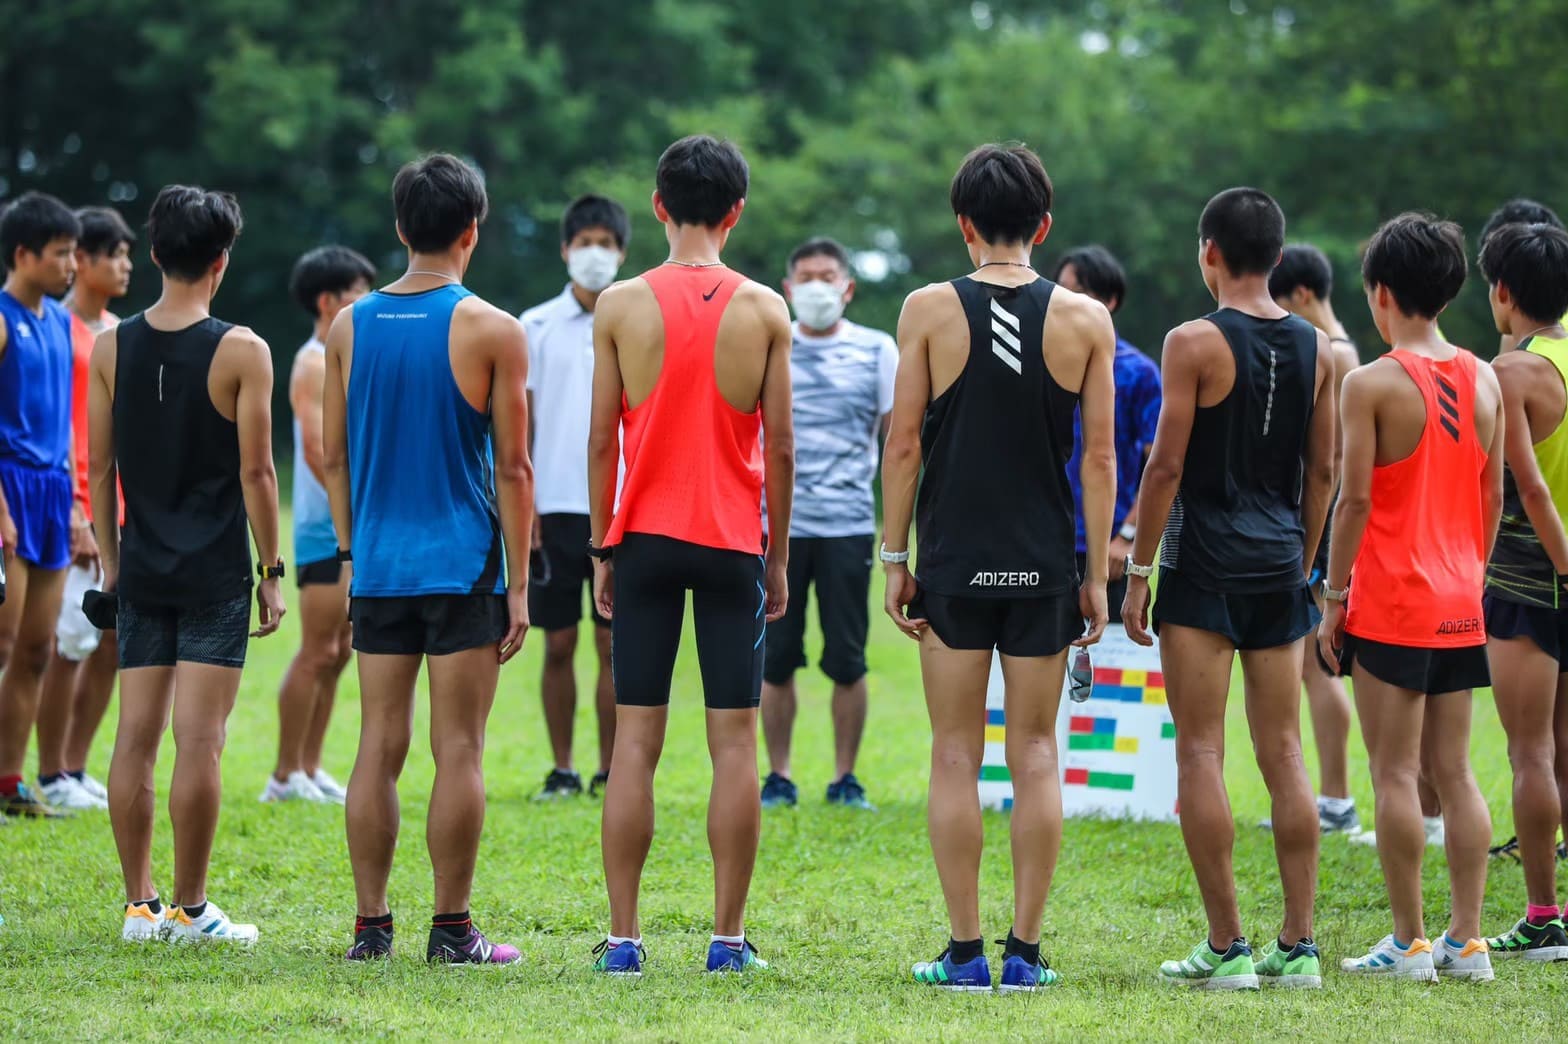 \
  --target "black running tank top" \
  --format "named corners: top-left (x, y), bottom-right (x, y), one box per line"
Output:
top-left (915, 278), bottom-right (1079, 597)
top-left (1160, 309), bottom-right (1317, 592)
top-left (113, 315), bottom-right (252, 607)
